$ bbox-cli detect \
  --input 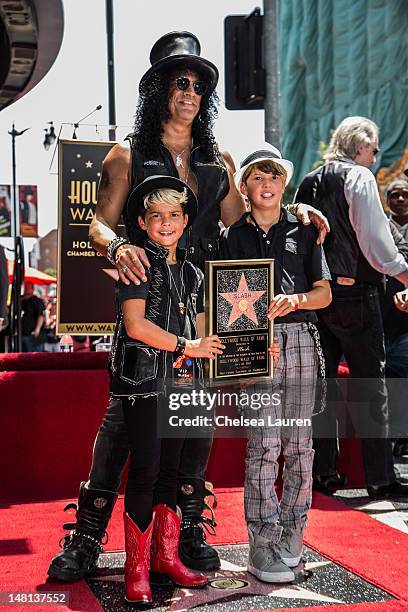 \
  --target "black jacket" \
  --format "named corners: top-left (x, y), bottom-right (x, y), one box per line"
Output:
top-left (109, 239), bottom-right (204, 397)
